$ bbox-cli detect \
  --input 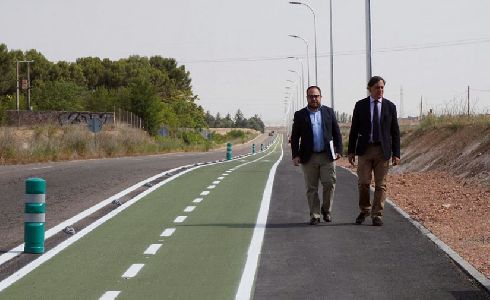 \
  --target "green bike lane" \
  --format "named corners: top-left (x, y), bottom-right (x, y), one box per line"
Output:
top-left (0, 138), bottom-right (283, 300)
